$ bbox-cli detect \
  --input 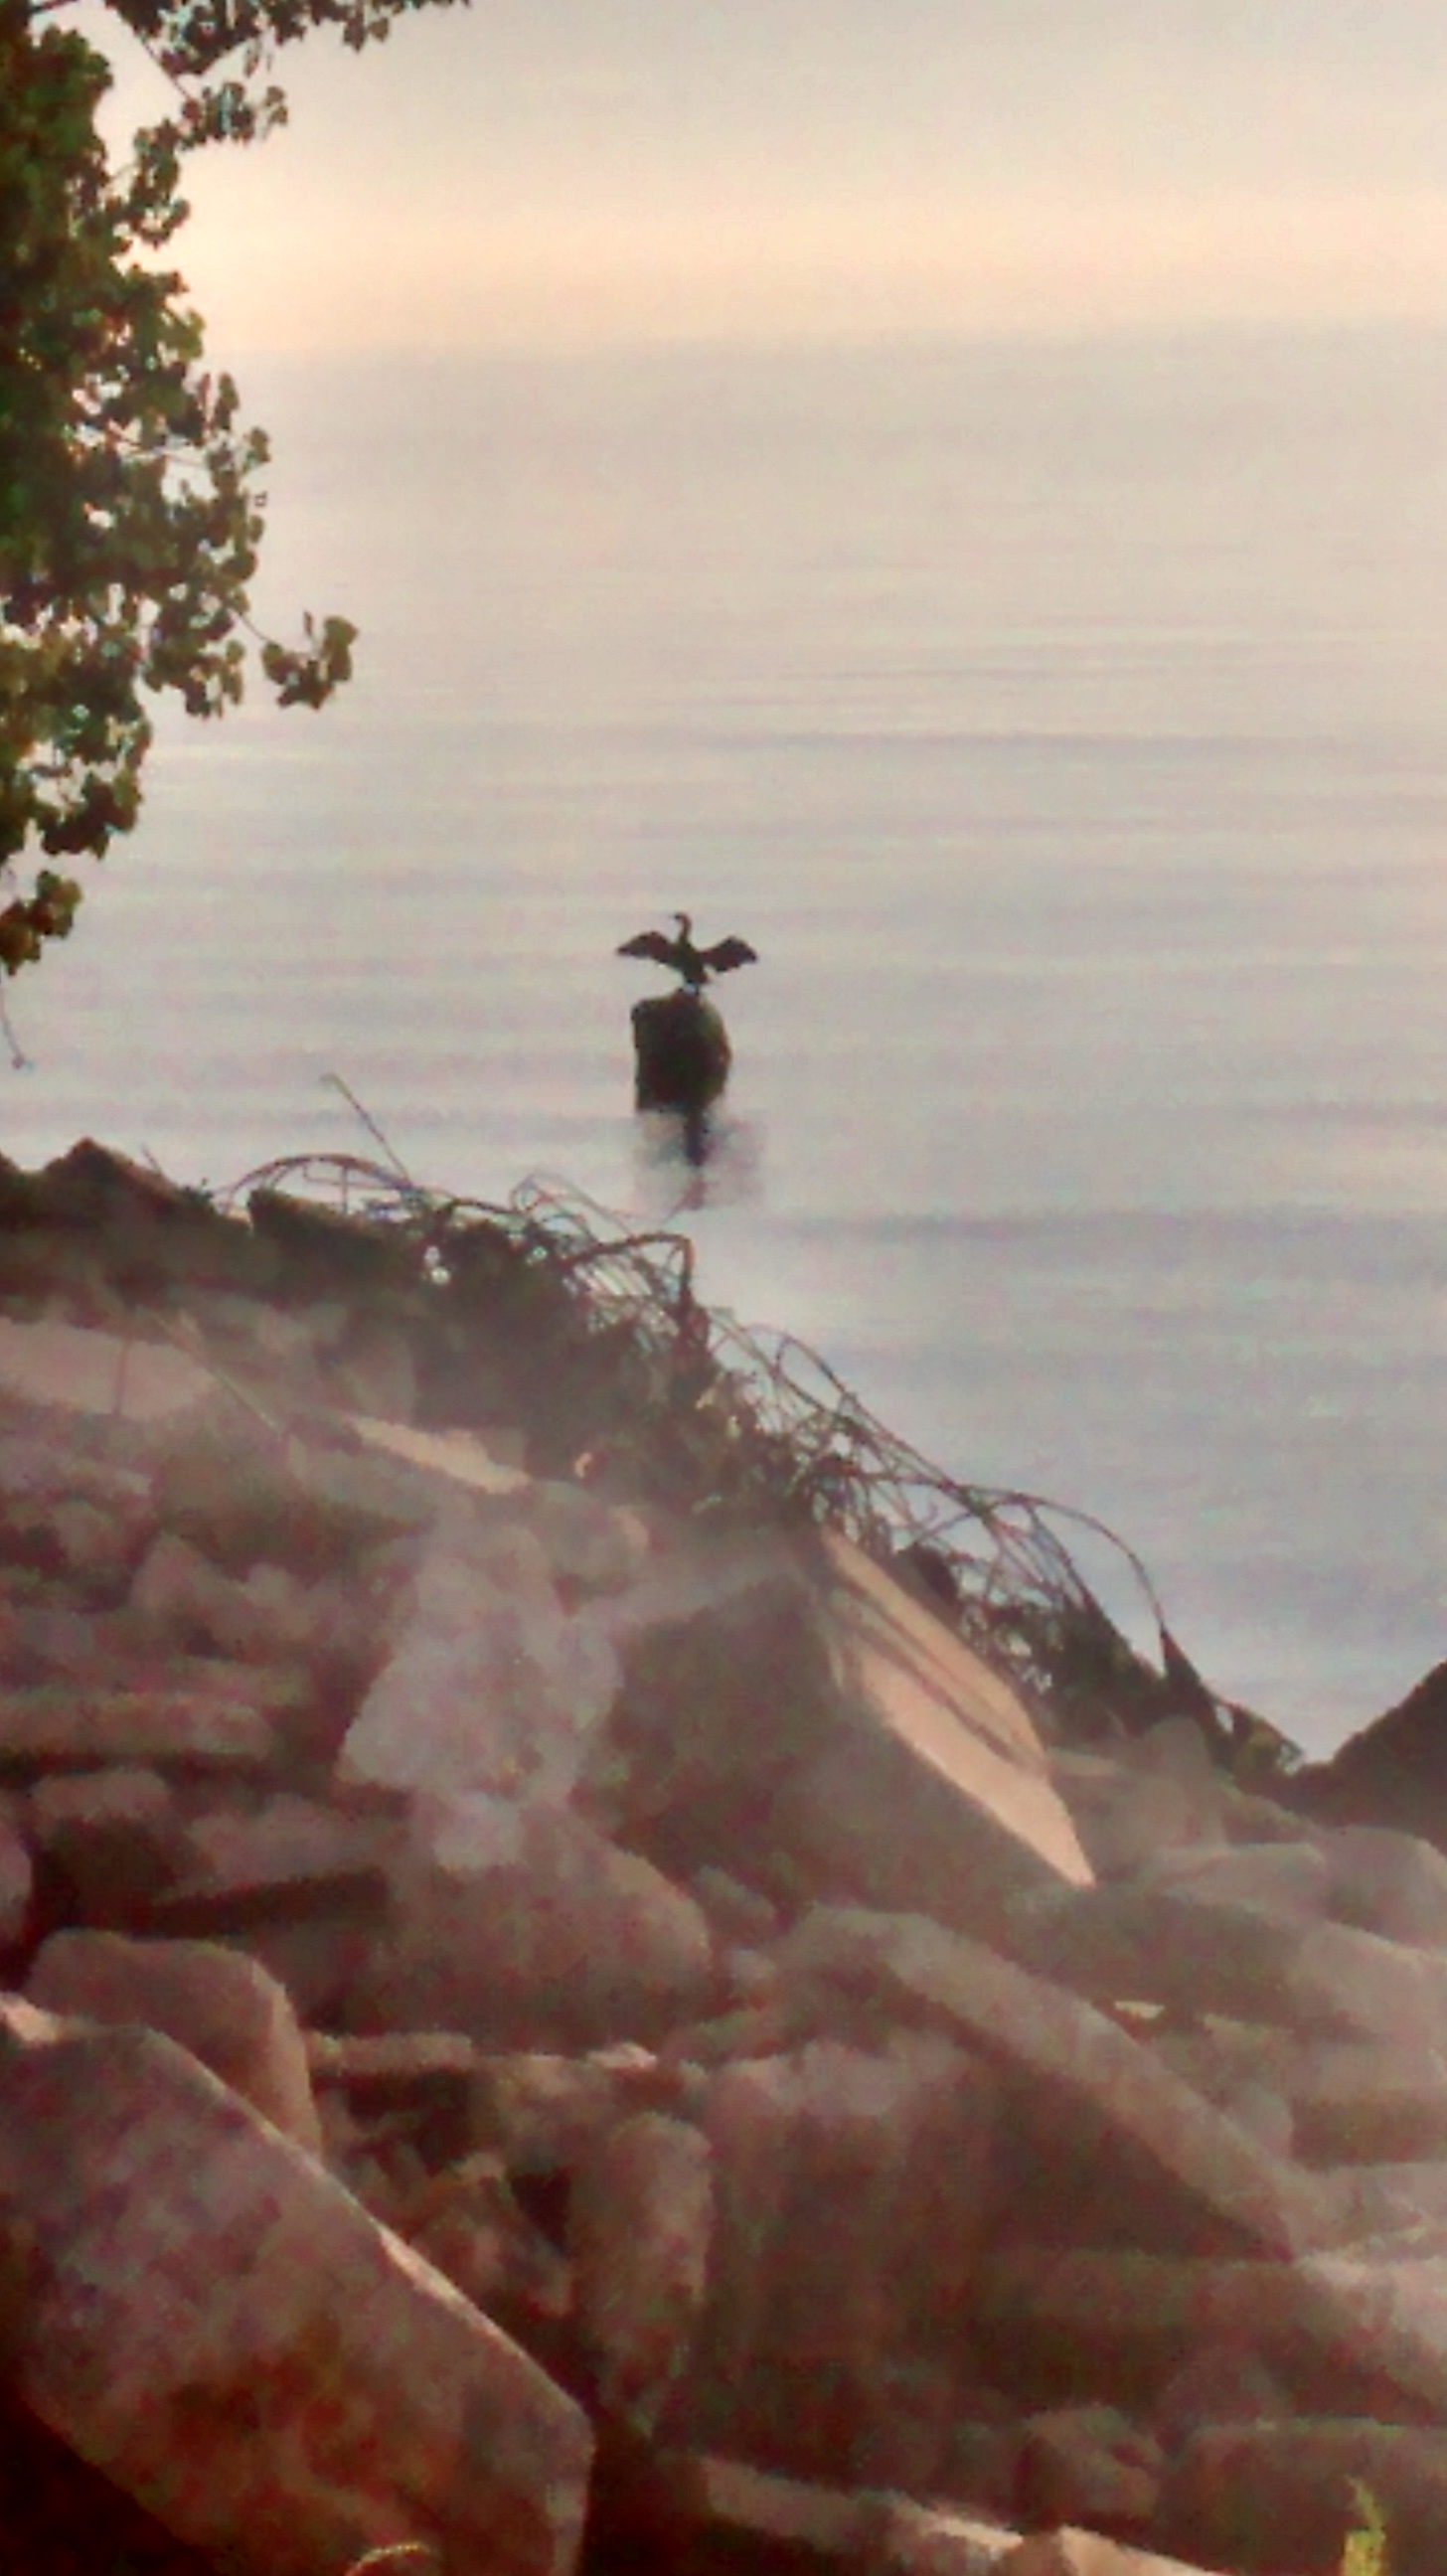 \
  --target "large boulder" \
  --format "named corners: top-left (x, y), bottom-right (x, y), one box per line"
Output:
top-left (677, 2029), bottom-right (1000, 2486)
top-left (352, 1794), bottom-right (717, 2049)
top-left (0, 2000), bottom-right (592, 2576)
top-left (594, 1529), bottom-right (1091, 1941)
top-left (771, 1535), bottom-right (1093, 1938)
top-left (338, 1521), bottom-right (619, 1806)
top-left (1324, 1825), bottom-right (1447, 1949)
top-left (0, 1675), bottom-right (288, 1774)
top-left (777, 1908), bottom-right (1335, 2260)
top-left (1006, 1883), bottom-right (1447, 2051)
top-left (1152, 2025), bottom-right (1447, 2170)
